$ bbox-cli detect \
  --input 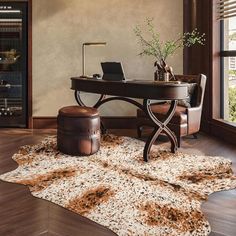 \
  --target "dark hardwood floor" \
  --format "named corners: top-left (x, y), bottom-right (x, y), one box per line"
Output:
top-left (0, 129), bottom-right (235, 236)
